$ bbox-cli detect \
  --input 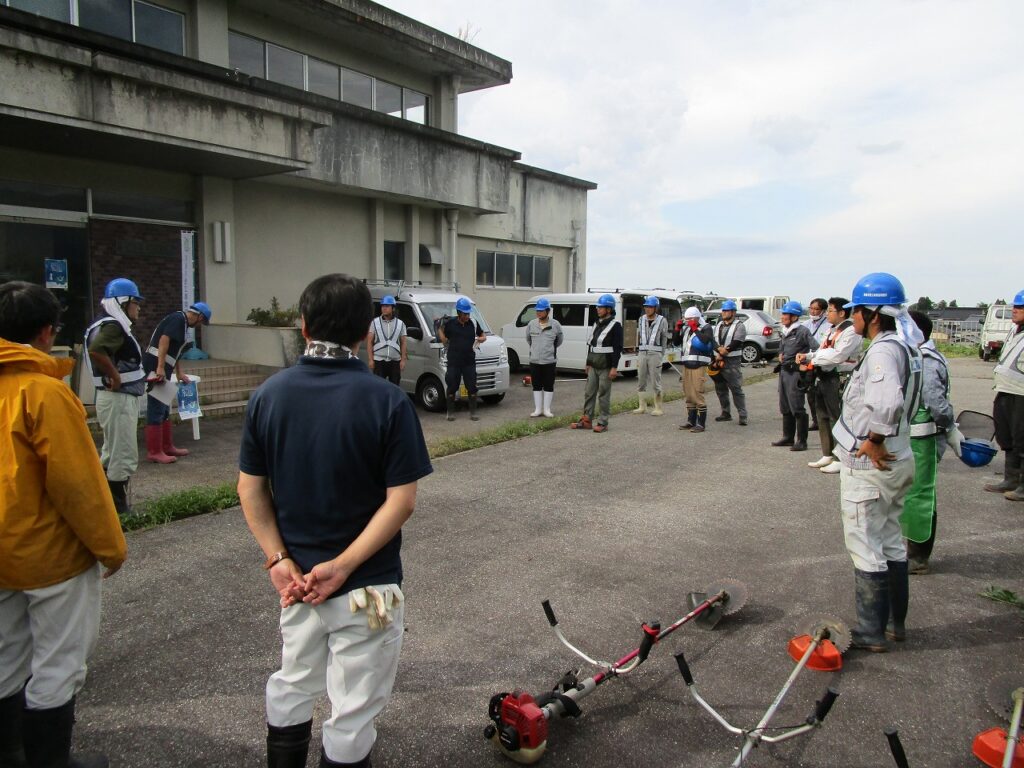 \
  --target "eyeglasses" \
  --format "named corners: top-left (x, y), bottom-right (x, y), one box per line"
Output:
top-left (52, 323), bottom-right (63, 334)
